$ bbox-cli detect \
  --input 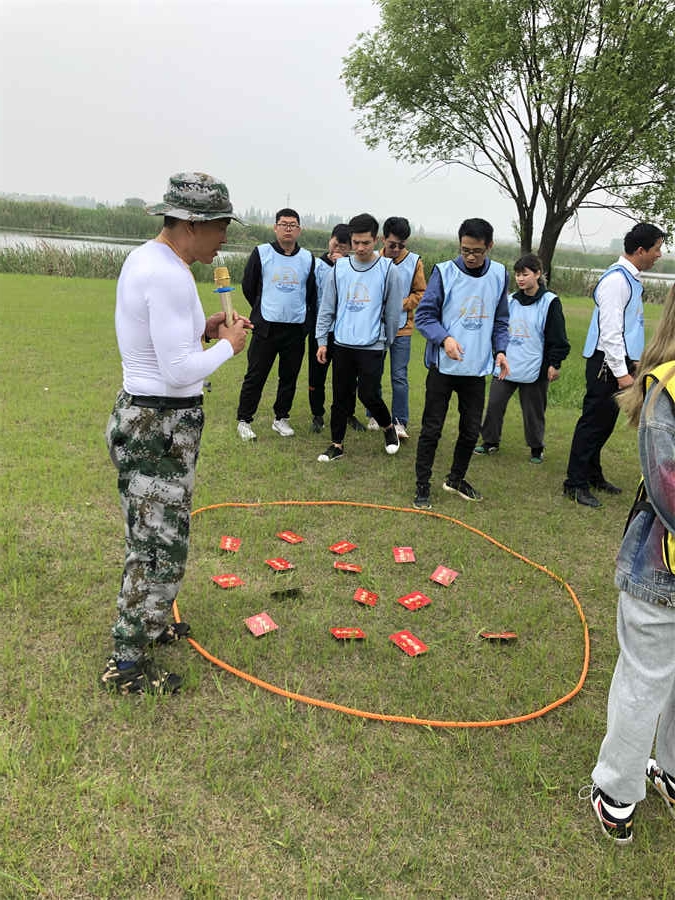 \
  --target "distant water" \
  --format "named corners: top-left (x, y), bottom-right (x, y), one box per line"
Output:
top-left (0, 229), bottom-right (247, 259)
